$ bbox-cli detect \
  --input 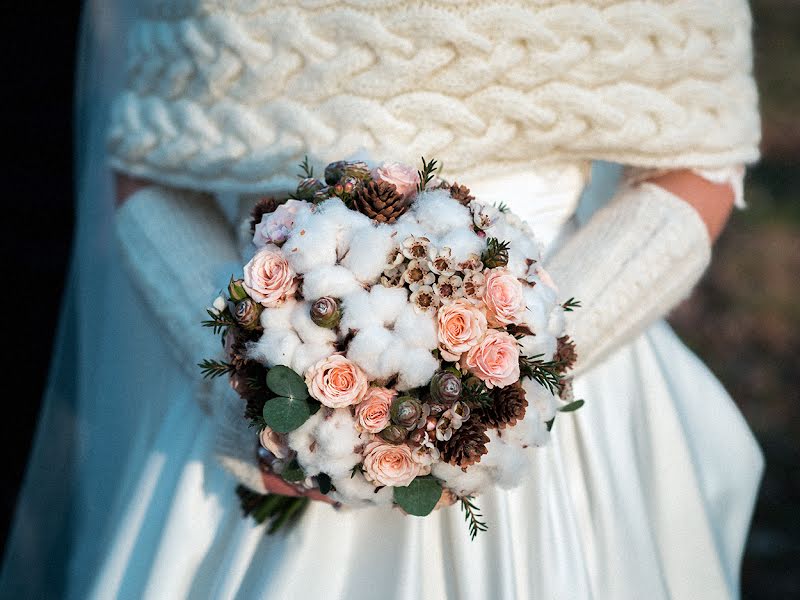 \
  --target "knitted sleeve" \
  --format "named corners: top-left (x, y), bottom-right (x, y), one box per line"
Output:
top-left (107, 0), bottom-right (761, 195)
